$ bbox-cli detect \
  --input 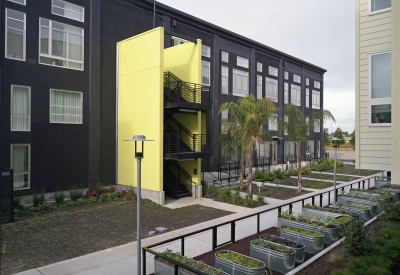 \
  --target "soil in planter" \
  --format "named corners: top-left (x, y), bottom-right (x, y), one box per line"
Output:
top-left (194, 227), bottom-right (332, 275)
